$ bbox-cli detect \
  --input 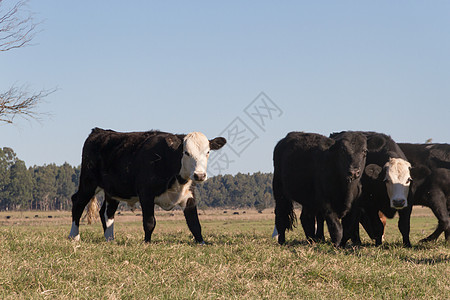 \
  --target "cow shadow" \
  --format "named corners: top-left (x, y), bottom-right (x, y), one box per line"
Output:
top-left (399, 255), bottom-right (450, 265)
